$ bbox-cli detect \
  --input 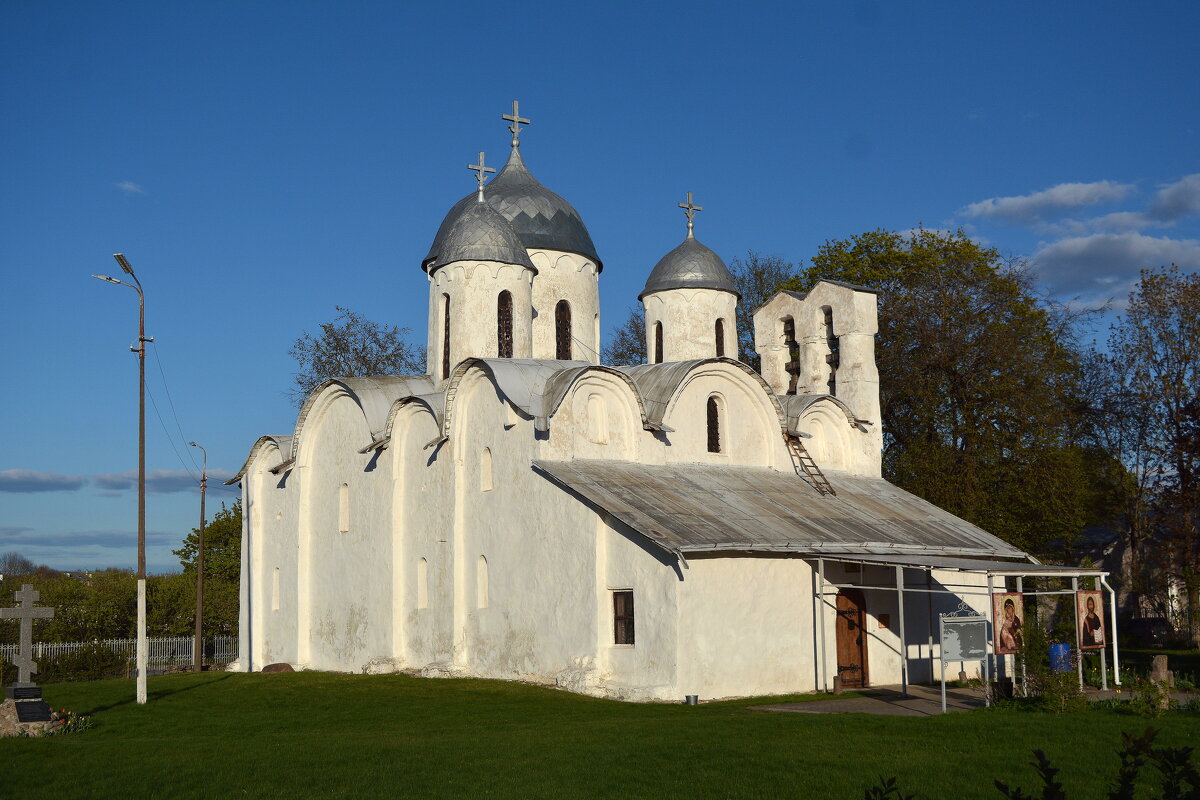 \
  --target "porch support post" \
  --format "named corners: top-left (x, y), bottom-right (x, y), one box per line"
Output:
top-left (1016, 575), bottom-right (1026, 697)
top-left (1102, 576), bottom-right (1121, 686)
top-left (1072, 576), bottom-right (1083, 691)
top-left (817, 557), bottom-right (828, 693)
top-left (985, 574), bottom-right (994, 707)
top-left (1095, 576), bottom-right (1108, 690)
top-left (895, 565), bottom-right (908, 697)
